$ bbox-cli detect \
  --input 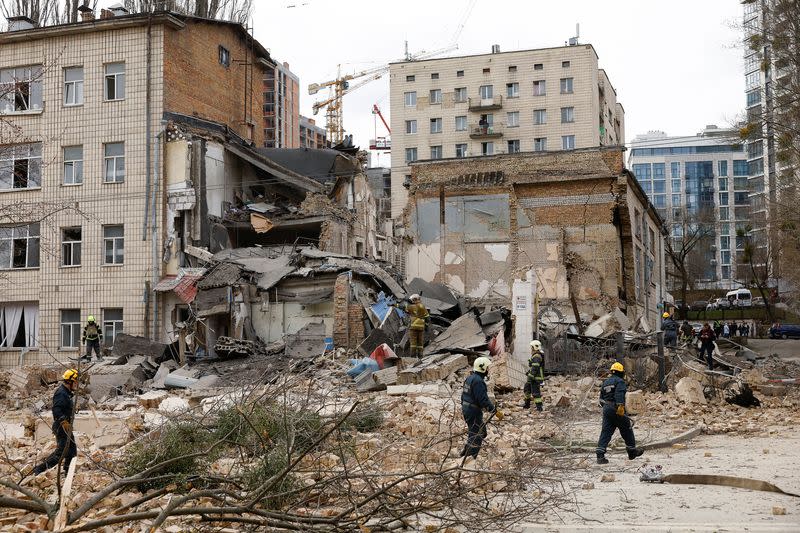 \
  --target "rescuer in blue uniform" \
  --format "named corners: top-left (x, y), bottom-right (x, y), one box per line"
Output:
top-left (31, 369), bottom-right (79, 475)
top-left (596, 362), bottom-right (644, 464)
top-left (460, 356), bottom-right (503, 459)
